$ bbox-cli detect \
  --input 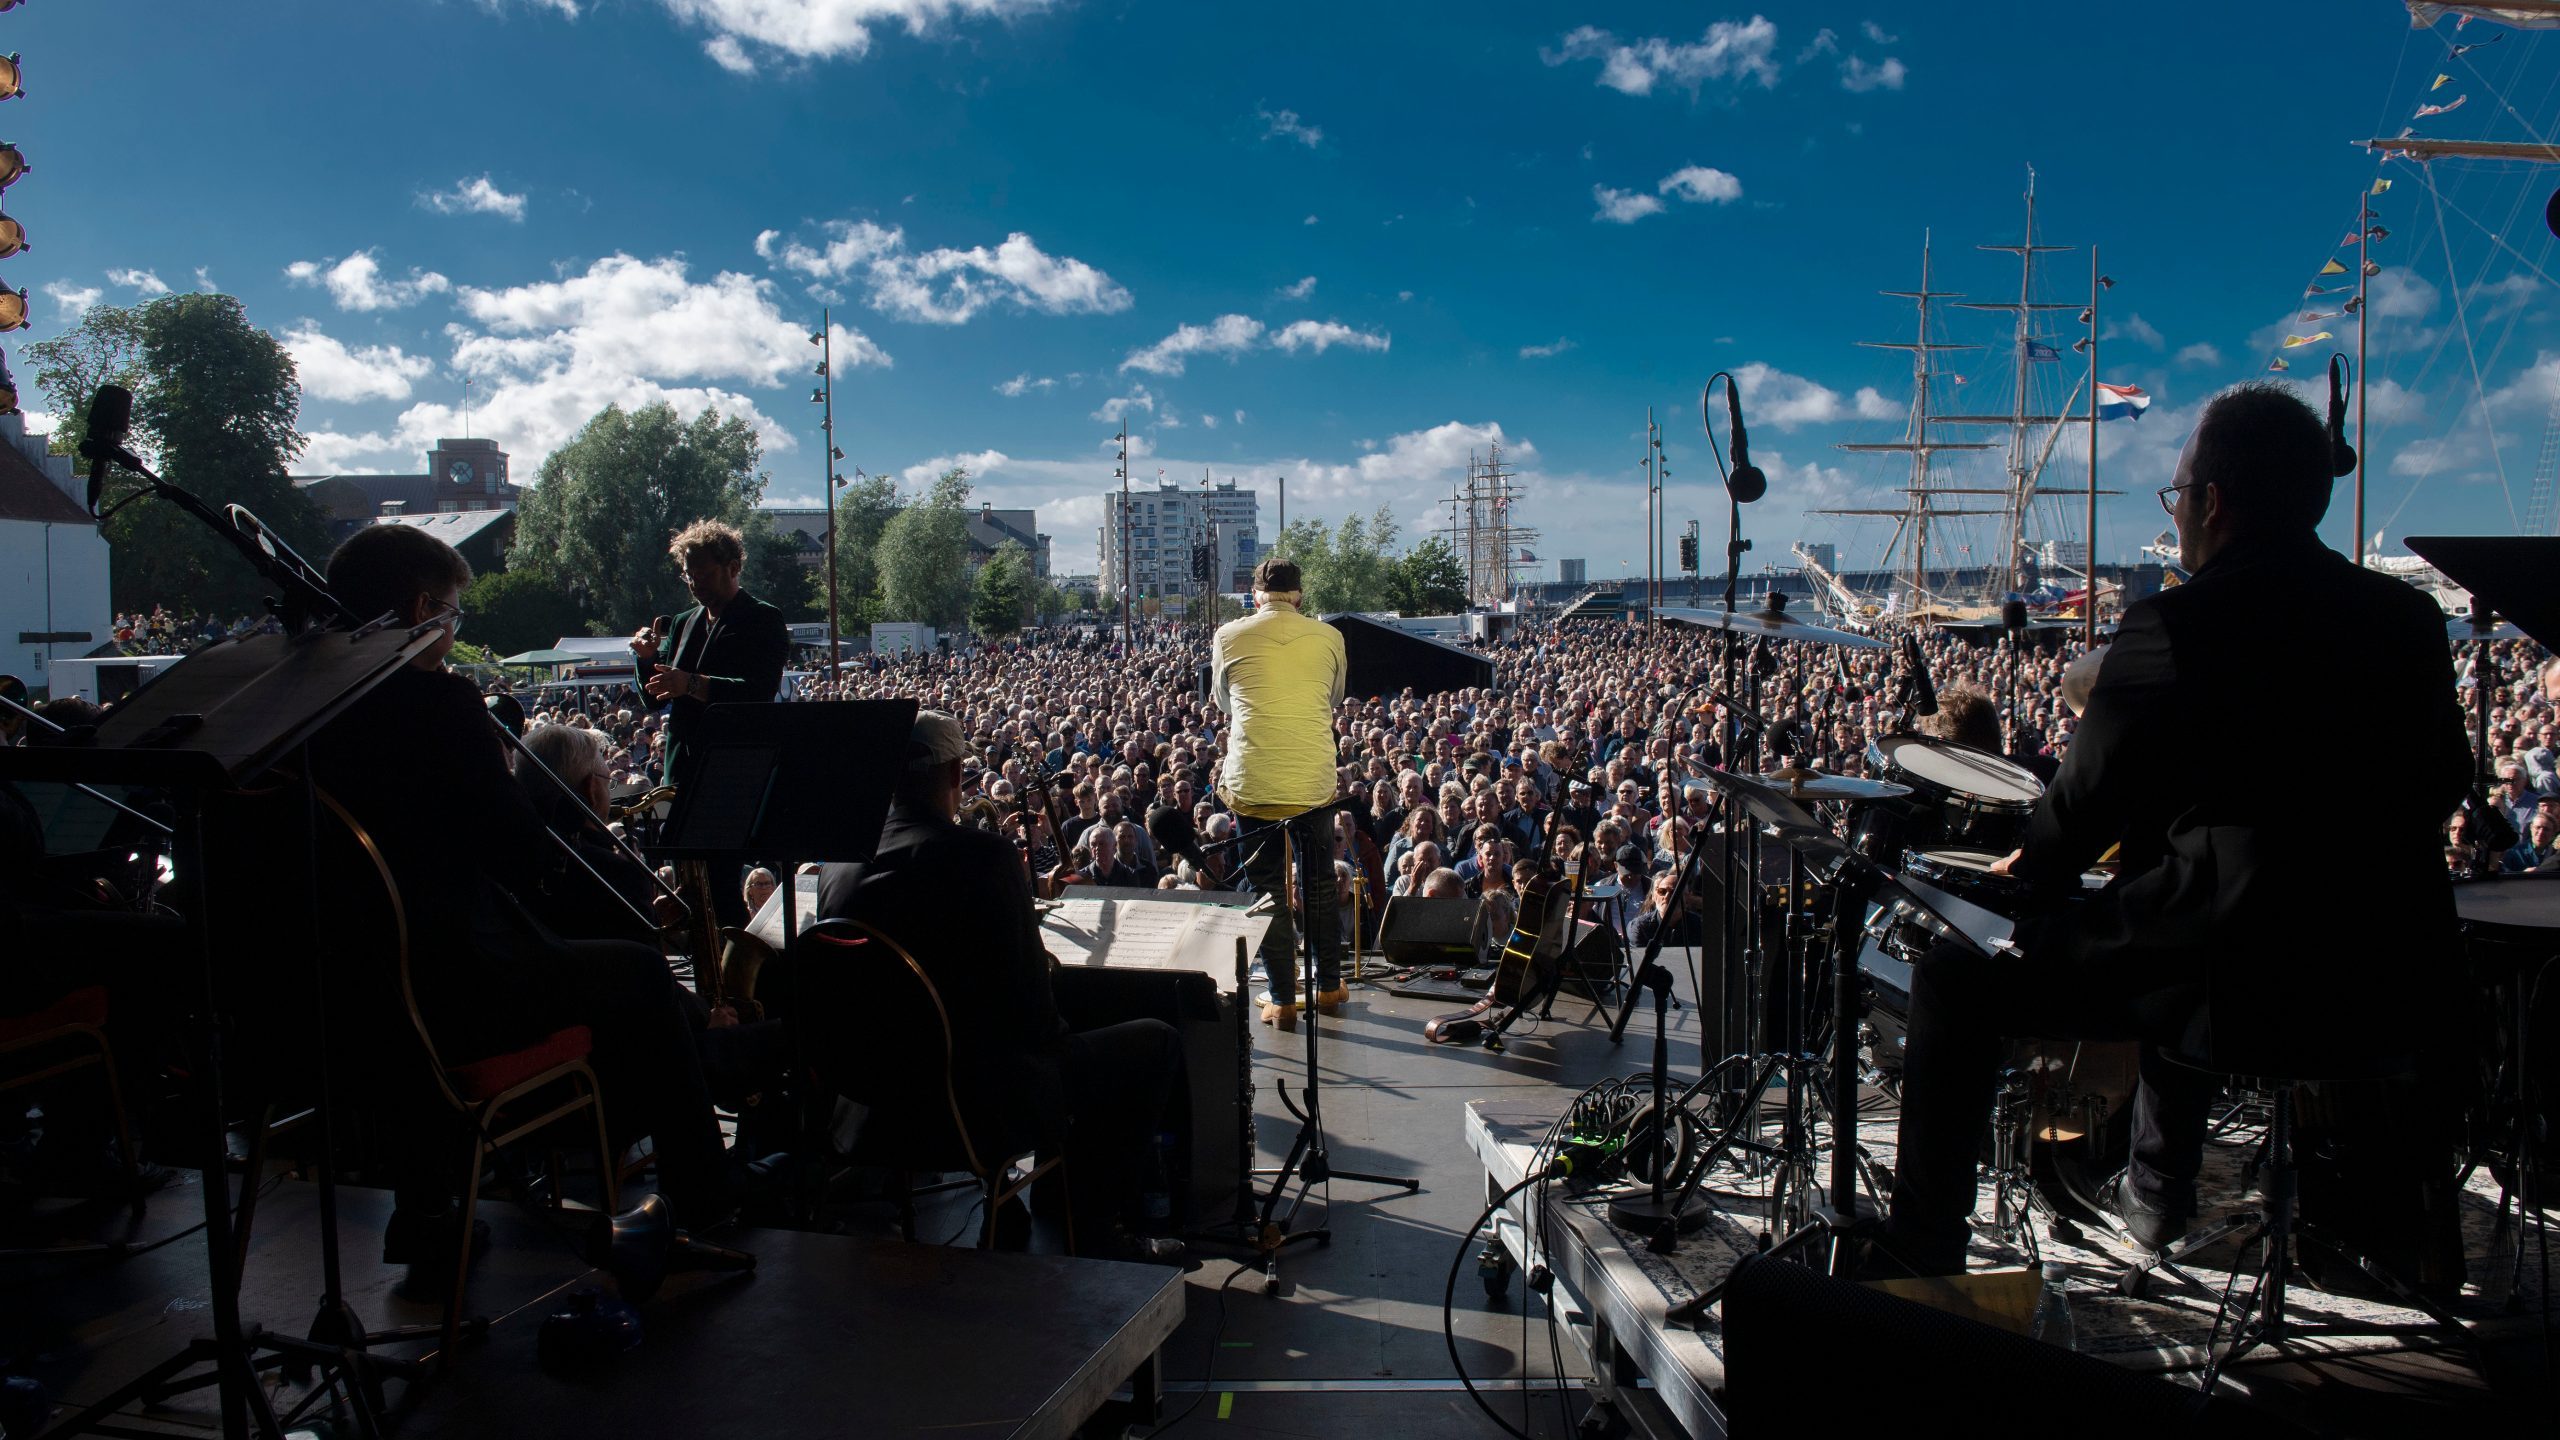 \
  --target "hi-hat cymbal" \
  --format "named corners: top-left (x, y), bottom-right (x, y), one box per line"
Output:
top-left (1656, 604), bottom-right (1887, 650)
top-left (1684, 770), bottom-right (1911, 805)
